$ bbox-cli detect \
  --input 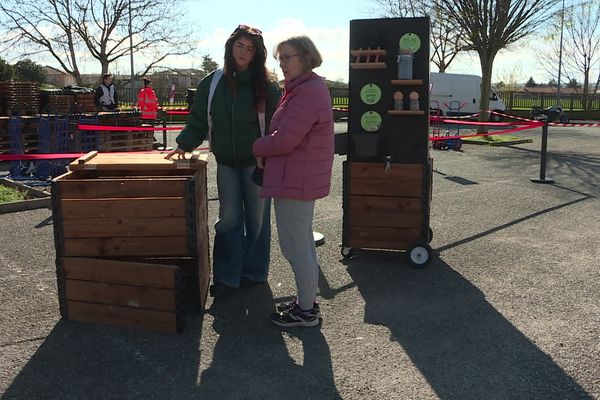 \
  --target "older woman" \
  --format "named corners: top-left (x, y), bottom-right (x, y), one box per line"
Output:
top-left (253, 36), bottom-right (334, 327)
